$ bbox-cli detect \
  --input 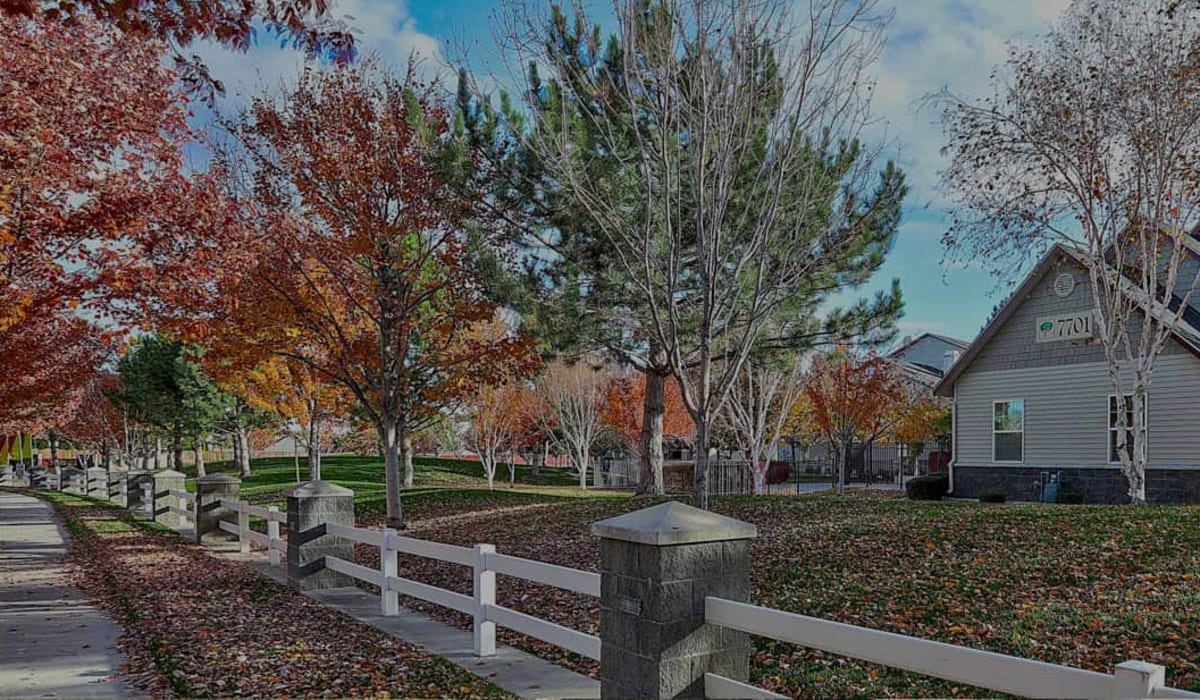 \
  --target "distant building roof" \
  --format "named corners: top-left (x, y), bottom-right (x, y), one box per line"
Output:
top-left (887, 332), bottom-right (970, 386)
